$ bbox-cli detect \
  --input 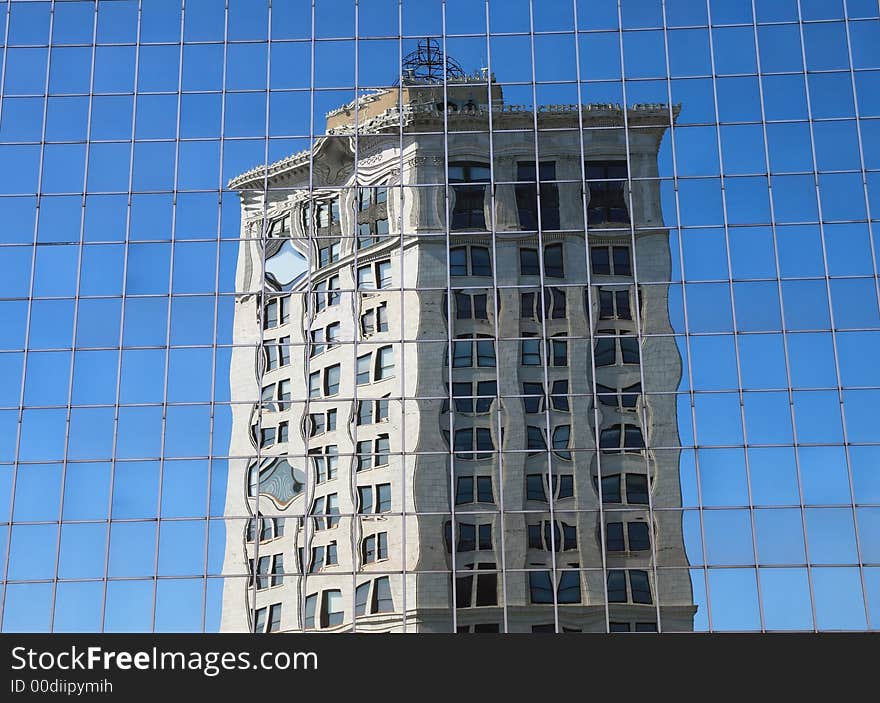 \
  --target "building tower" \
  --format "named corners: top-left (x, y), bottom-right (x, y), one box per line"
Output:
top-left (221, 44), bottom-right (695, 633)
